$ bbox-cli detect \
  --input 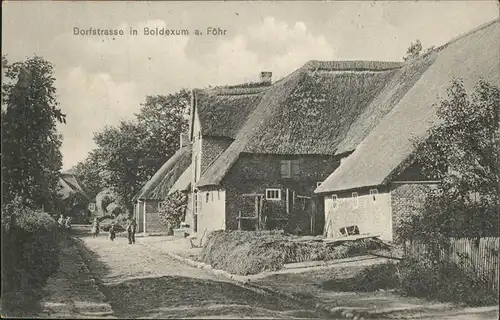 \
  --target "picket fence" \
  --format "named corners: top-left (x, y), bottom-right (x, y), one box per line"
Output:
top-left (405, 237), bottom-right (499, 291)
